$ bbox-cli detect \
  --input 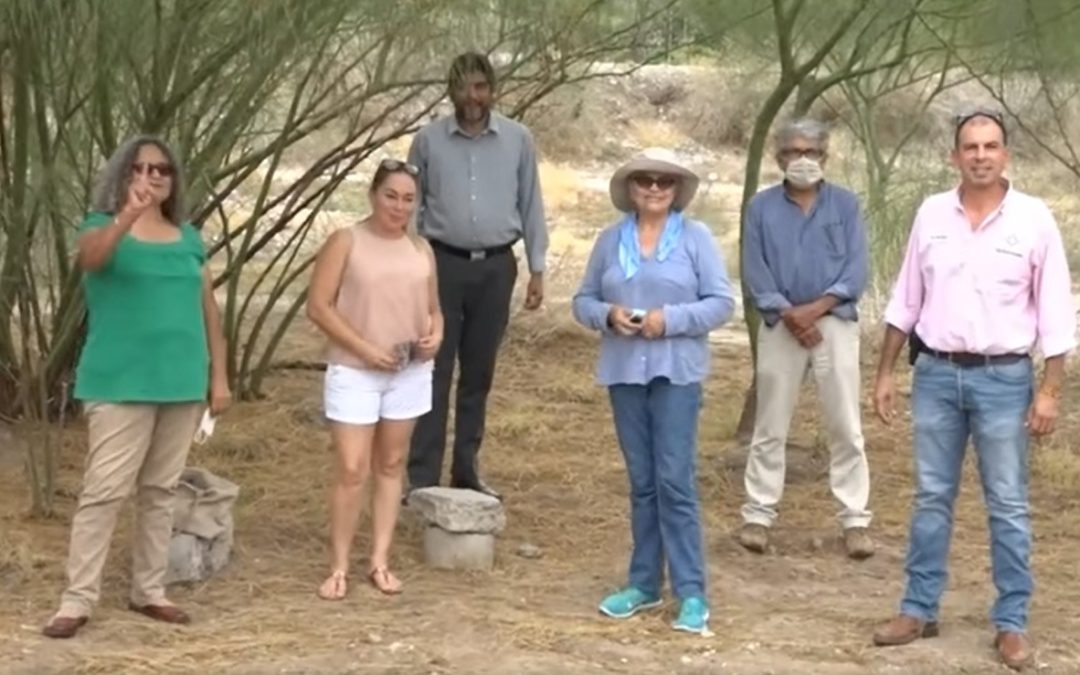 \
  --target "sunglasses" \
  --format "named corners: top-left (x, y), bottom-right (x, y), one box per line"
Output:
top-left (630, 174), bottom-right (678, 190)
top-left (953, 105), bottom-right (1004, 128)
top-left (132, 161), bottom-right (174, 178)
top-left (380, 158), bottom-right (420, 176)
top-left (952, 105), bottom-right (1008, 145)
